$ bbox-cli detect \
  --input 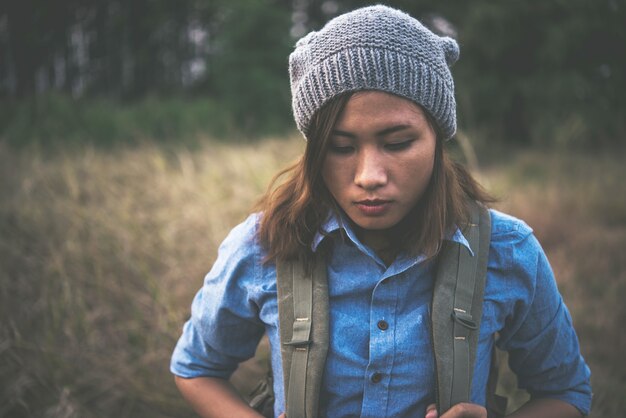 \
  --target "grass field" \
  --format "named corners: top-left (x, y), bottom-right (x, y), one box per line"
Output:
top-left (1, 137), bottom-right (624, 417)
